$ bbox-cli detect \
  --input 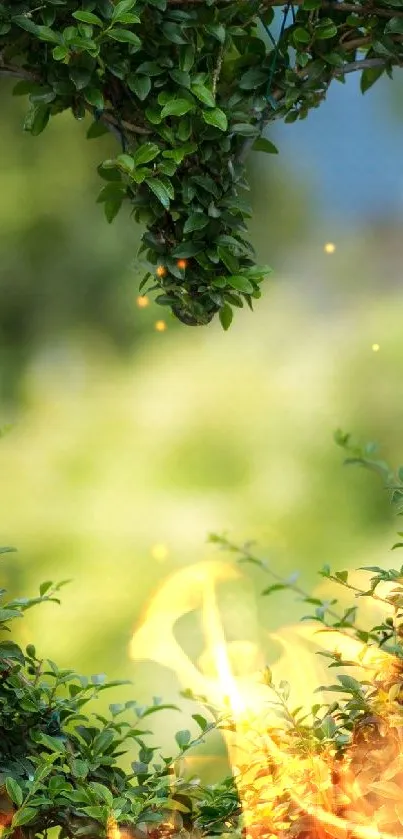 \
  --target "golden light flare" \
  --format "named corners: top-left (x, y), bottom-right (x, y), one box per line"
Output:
top-left (151, 543), bottom-right (169, 562)
top-left (372, 344), bottom-right (380, 352)
top-left (129, 562), bottom-right (403, 839)
top-left (155, 320), bottom-right (167, 332)
top-left (324, 242), bottom-right (336, 254)
top-left (137, 295), bottom-right (150, 308)
top-left (107, 815), bottom-right (121, 839)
